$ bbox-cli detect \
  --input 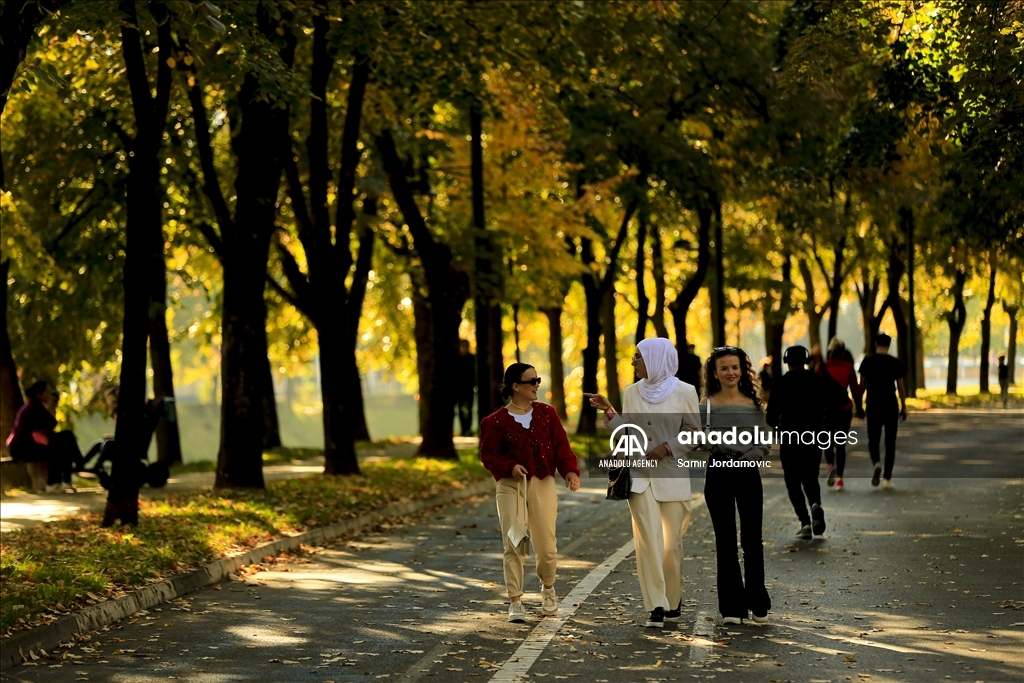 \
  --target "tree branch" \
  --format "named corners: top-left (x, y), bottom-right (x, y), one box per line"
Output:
top-left (598, 198), bottom-right (638, 296)
top-left (273, 234), bottom-right (313, 313)
top-left (180, 55), bottom-right (234, 240)
top-left (118, 0), bottom-right (154, 144)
